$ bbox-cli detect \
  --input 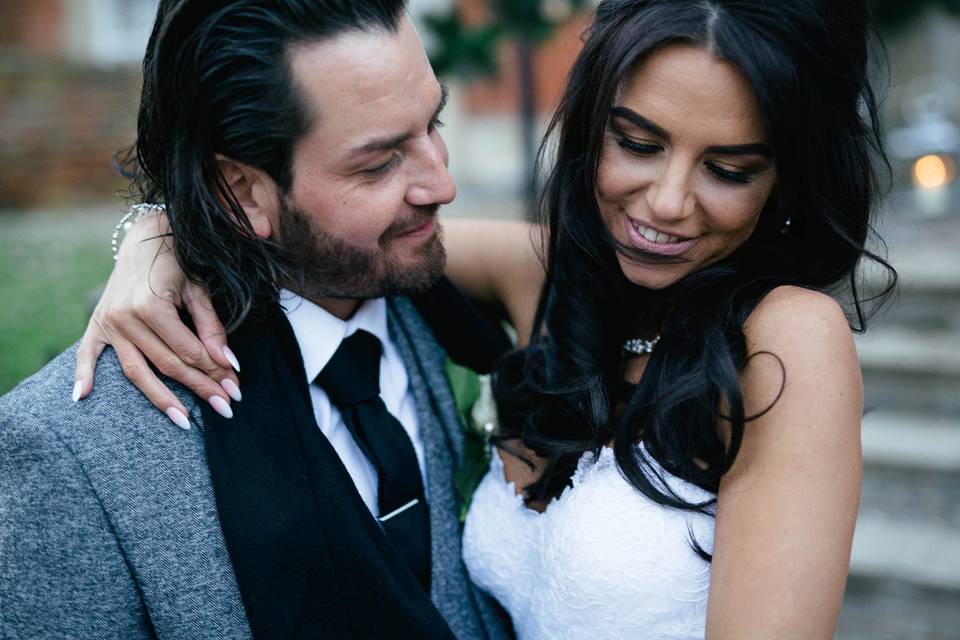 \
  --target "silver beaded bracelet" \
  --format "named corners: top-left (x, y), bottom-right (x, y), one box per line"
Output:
top-left (111, 203), bottom-right (167, 261)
